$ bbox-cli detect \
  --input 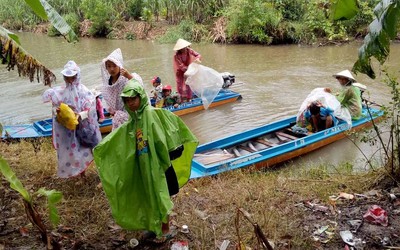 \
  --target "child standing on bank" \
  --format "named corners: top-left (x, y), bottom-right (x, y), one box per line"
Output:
top-left (42, 61), bottom-right (101, 178)
top-left (101, 48), bottom-right (144, 130)
top-left (94, 79), bottom-right (198, 242)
